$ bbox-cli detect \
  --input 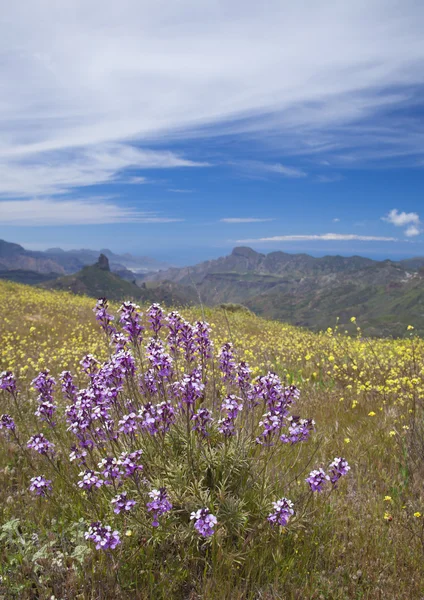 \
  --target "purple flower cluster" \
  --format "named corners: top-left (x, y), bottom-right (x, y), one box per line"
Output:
top-left (147, 488), bottom-right (172, 527)
top-left (268, 497), bottom-right (294, 527)
top-left (119, 302), bottom-right (144, 345)
top-left (237, 361), bottom-right (252, 395)
top-left (218, 395), bottom-right (243, 437)
top-left (78, 469), bottom-right (103, 490)
top-left (111, 492), bottom-right (136, 514)
top-left (173, 368), bottom-right (204, 410)
top-left (191, 408), bottom-right (213, 437)
top-left (138, 401), bottom-right (176, 435)
top-left (306, 458), bottom-right (350, 492)
top-left (27, 433), bottom-right (55, 455)
top-left (219, 343), bottom-right (237, 383)
top-left (147, 339), bottom-right (173, 378)
top-left (306, 468), bottom-right (330, 492)
top-left (329, 457), bottom-right (350, 485)
top-left (29, 475), bottom-right (52, 497)
top-left (60, 371), bottom-right (77, 401)
top-left (118, 450), bottom-right (143, 477)
top-left (194, 321), bottom-right (214, 361)
top-left (0, 414), bottom-right (15, 431)
top-left (256, 375), bottom-right (302, 444)
top-left (0, 371), bottom-right (17, 395)
top-left (190, 508), bottom-right (217, 537)
top-left (79, 354), bottom-right (100, 378)
top-left (148, 303), bottom-right (164, 335)
top-left (98, 456), bottom-right (123, 483)
top-left (280, 416), bottom-right (315, 444)
top-left (85, 522), bottom-right (121, 550)
top-left (32, 370), bottom-right (57, 424)
top-left (93, 298), bottom-right (116, 337)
